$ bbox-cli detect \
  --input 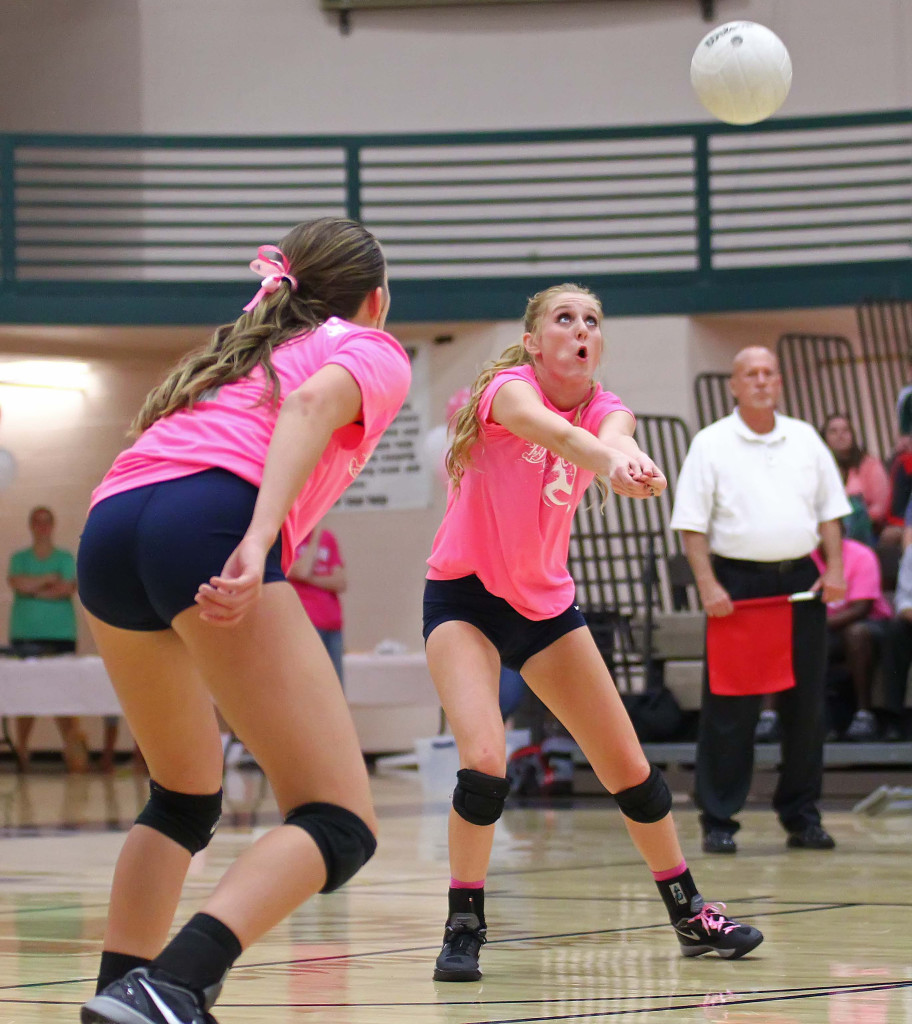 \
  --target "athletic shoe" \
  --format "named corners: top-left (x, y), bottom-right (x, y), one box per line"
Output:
top-left (702, 828), bottom-right (737, 854)
top-left (433, 912), bottom-right (486, 982)
top-left (786, 823), bottom-right (836, 849)
top-left (81, 967), bottom-right (221, 1024)
top-left (674, 895), bottom-right (763, 959)
top-left (754, 709), bottom-right (781, 743)
top-left (844, 709), bottom-right (878, 742)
